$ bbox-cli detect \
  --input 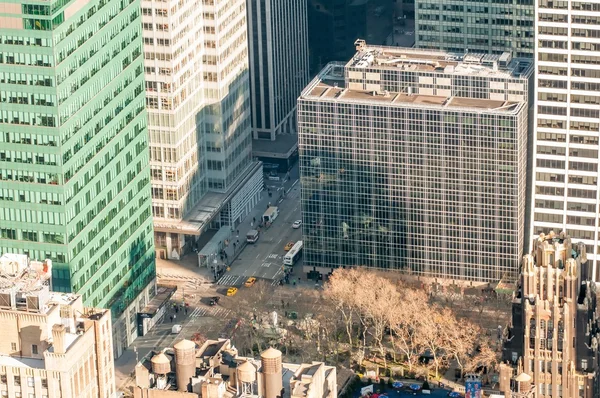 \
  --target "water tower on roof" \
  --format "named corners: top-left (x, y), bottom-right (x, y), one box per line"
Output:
top-left (151, 353), bottom-right (171, 390)
top-left (174, 339), bottom-right (196, 392)
top-left (237, 360), bottom-right (257, 395)
top-left (261, 347), bottom-right (282, 398)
